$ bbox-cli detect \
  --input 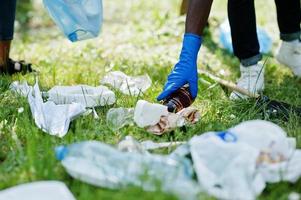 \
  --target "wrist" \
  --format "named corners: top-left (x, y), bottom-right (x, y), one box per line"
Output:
top-left (179, 33), bottom-right (202, 66)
